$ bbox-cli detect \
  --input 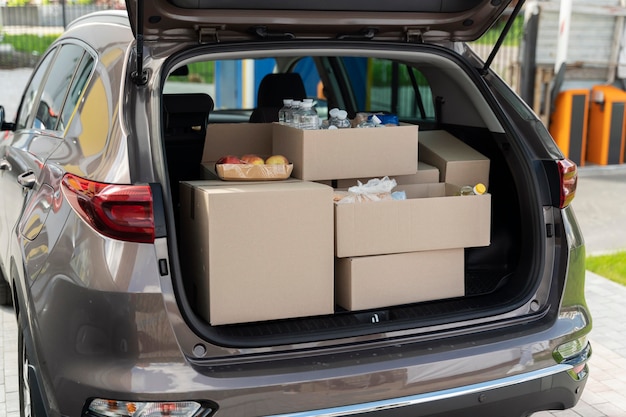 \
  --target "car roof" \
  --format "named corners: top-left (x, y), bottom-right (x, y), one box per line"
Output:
top-left (68, 9), bottom-right (131, 31)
